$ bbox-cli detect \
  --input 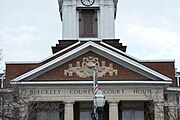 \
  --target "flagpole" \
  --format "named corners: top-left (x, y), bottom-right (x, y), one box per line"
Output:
top-left (93, 65), bottom-right (96, 119)
top-left (93, 65), bottom-right (96, 94)
top-left (93, 65), bottom-right (98, 120)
